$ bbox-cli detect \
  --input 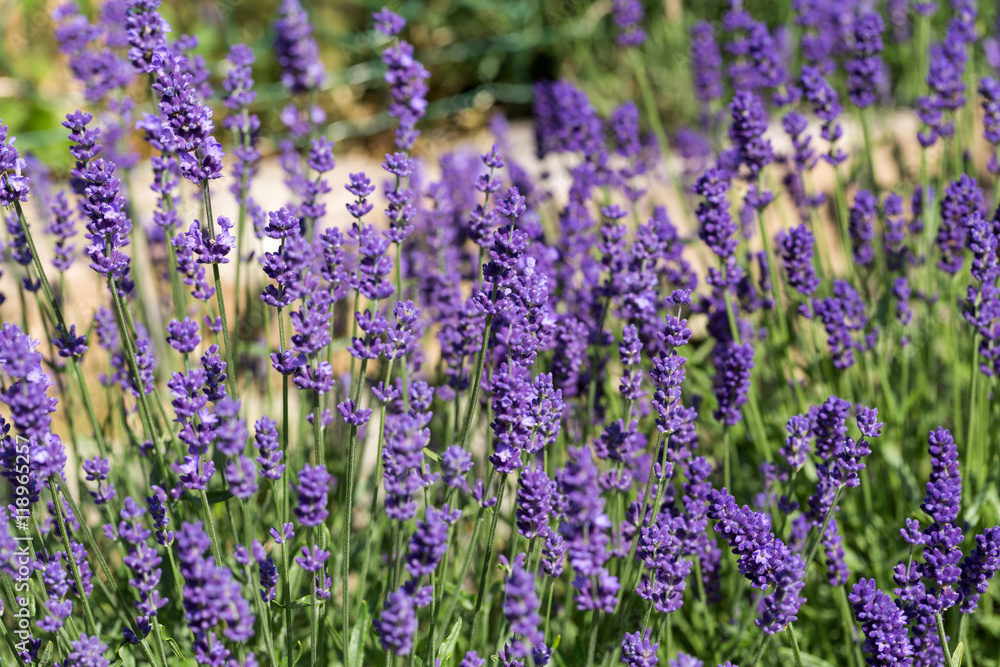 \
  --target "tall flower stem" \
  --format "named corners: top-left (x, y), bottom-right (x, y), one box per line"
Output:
top-left (199, 488), bottom-right (224, 566)
top-left (11, 200), bottom-right (108, 457)
top-left (48, 484), bottom-right (98, 635)
top-left (858, 108), bottom-right (878, 189)
top-left (52, 475), bottom-right (161, 657)
top-left (721, 263), bottom-right (771, 463)
top-left (106, 265), bottom-right (169, 482)
top-left (459, 314), bottom-right (494, 456)
top-left (936, 613), bottom-right (957, 667)
top-left (342, 352), bottom-right (370, 666)
top-left (232, 114), bottom-right (252, 331)
top-left (201, 180), bottom-right (238, 398)
top-left (585, 609), bottom-right (602, 667)
top-left (310, 527), bottom-right (319, 667)
top-left (749, 634), bottom-right (773, 667)
top-left (785, 624), bottom-right (805, 667)
top-left (356, 352), bottom-right (396, 609)
top-left (441, 468), bottom-right (497, 634)
top-left (471, 472), bottom-right (509, 651)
